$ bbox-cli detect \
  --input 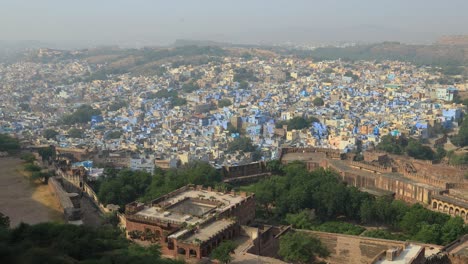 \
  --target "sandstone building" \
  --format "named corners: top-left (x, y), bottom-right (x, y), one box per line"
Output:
top-left (124, 185), bottom-right (255, 260)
